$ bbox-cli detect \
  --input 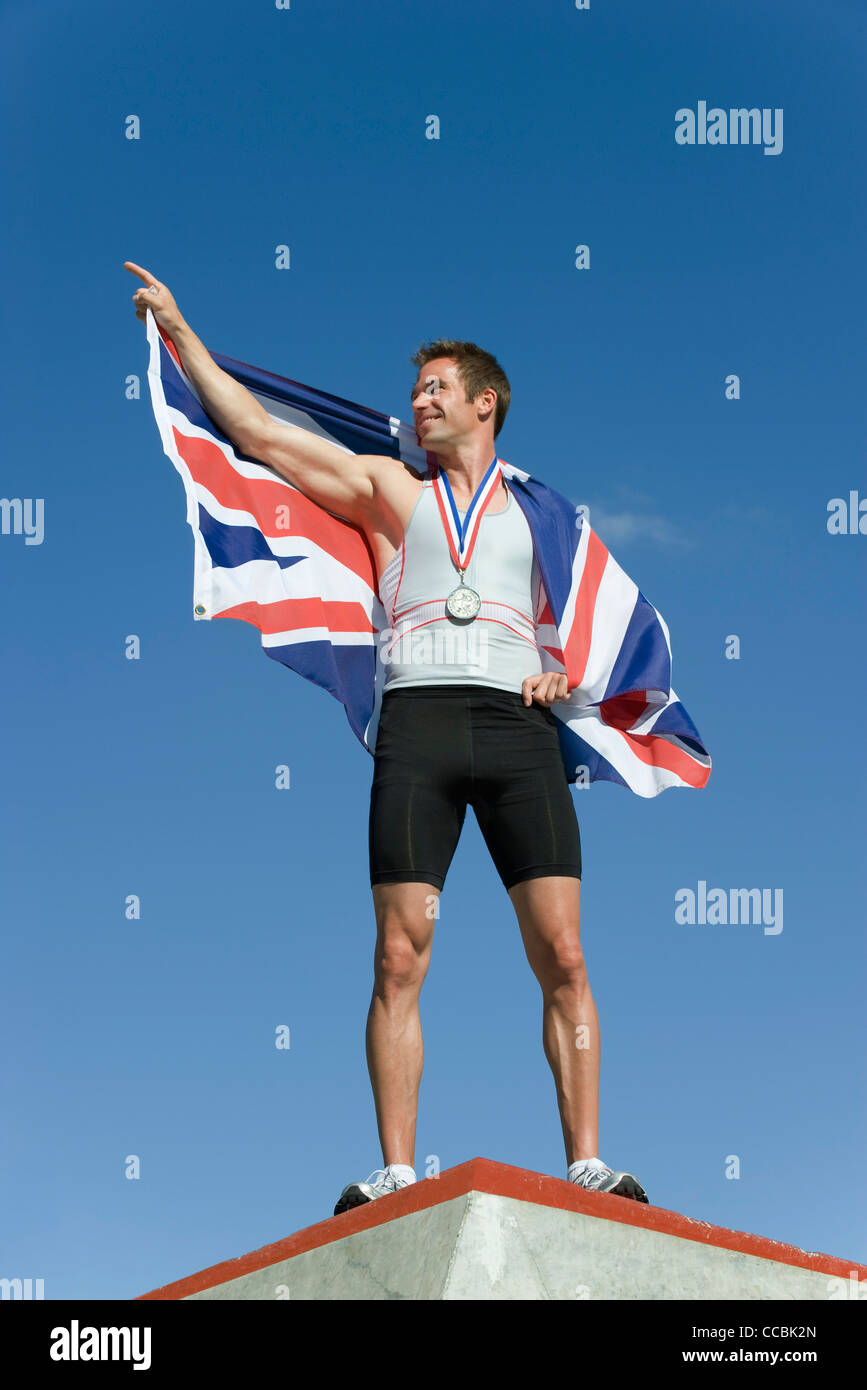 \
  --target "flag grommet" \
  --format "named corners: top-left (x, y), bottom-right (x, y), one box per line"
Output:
top-left (194, 604), bottom-right (206, 615)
